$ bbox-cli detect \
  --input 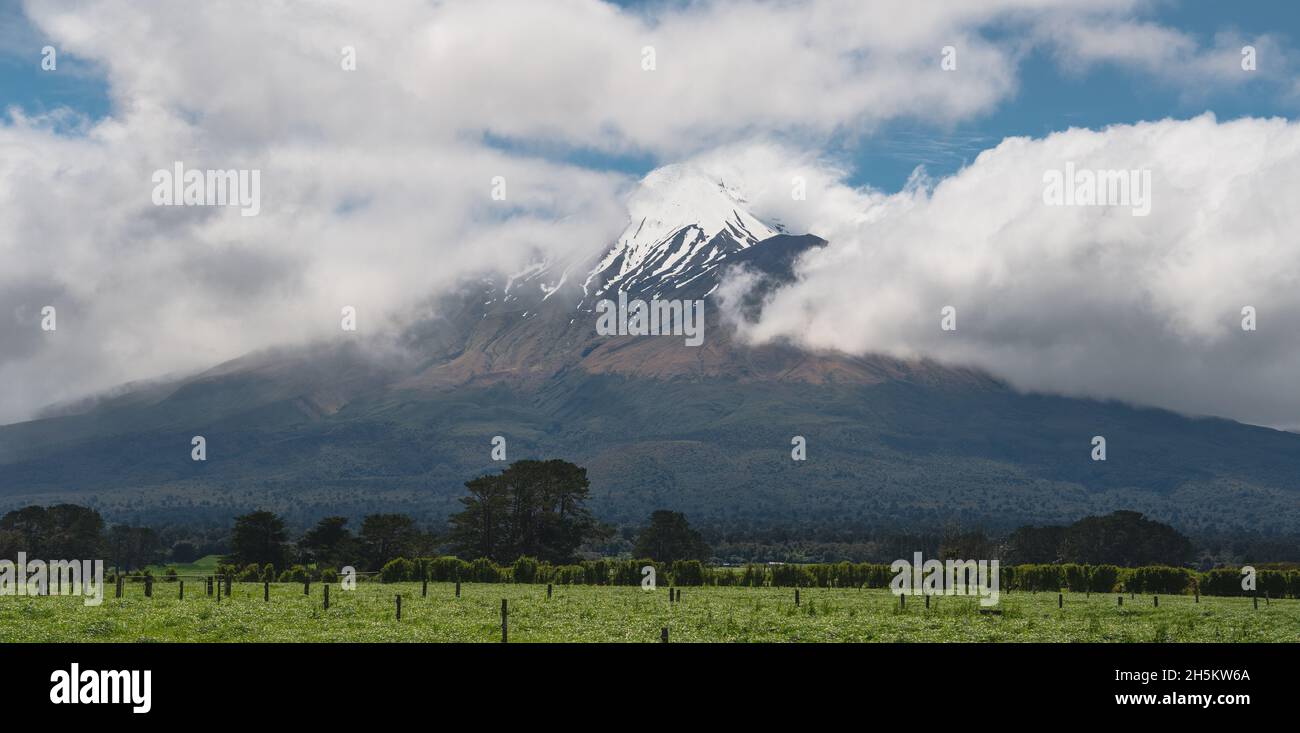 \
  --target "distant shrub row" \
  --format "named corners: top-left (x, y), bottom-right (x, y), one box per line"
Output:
top-left (1004, 564), bottom-right (1298, 596)
top-left (369, 557), bottom-right (1300, 598)
top-left (113, 559), bottom-right (1298, 599)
